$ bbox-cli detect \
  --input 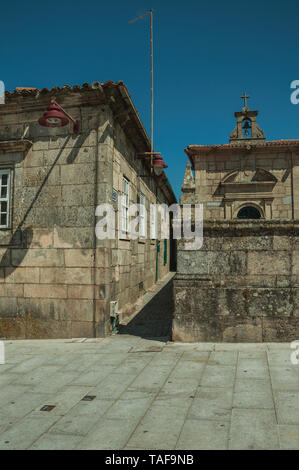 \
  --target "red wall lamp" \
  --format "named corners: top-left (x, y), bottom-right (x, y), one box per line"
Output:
top-left (152, 154), bottom-right (168, 176)
top-left (137, 152), bottom-right (168, 177)
top-left (38, 99), bottom-right (79, 134)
